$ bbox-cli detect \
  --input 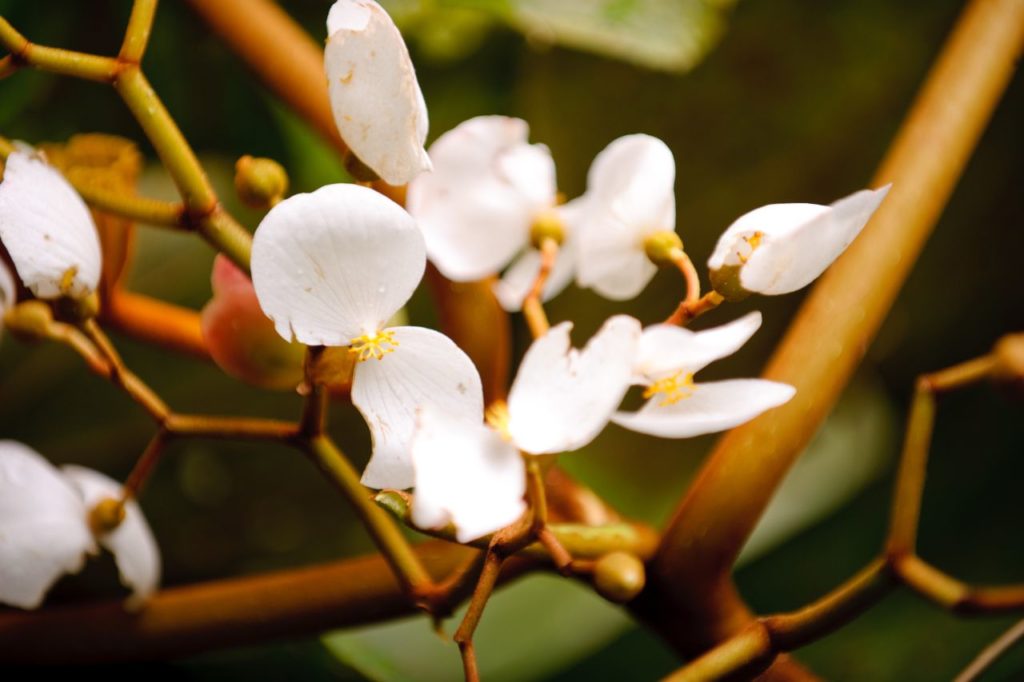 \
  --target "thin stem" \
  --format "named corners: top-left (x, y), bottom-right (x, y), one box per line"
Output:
top-left (122, 430), bottom-right (168, 498)
top-left (304, 436), bottom-right (435, 604)
top-left (954, 618), bottom-right (1024, 682)
top-left (665, 291), bottom-right (724, 327)
top-left (522, 237), bottom-right (559, 339)
top-left (80, 319), bottom-right (170, 423)
top-left (165, 414), bottom-right (299, 441)
top-left (103, 291), bottom-right (208, 359)
top-left (888, 355), bottom-right (995, 555)
top-left (453, 549), bottom-right (503, 682)
top-left (74, 181), bottom-right (184, 227)
top-left (120, 0), bottom-right (159, 64)
top-left (0, 18), bottom-right (119, 82)
top-left (673, 247), bottom-right (701, 305)
top-left (299, 347), bottom-right (328, 437)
